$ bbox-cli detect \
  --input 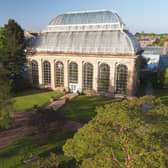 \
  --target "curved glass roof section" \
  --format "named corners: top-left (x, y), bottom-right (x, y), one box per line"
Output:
top-left (30, 10), bottom-right (141, 54)
top-left (33, 30), bottom-right (141, 54)
top-left (49, 10), bottom-right (124, 26)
